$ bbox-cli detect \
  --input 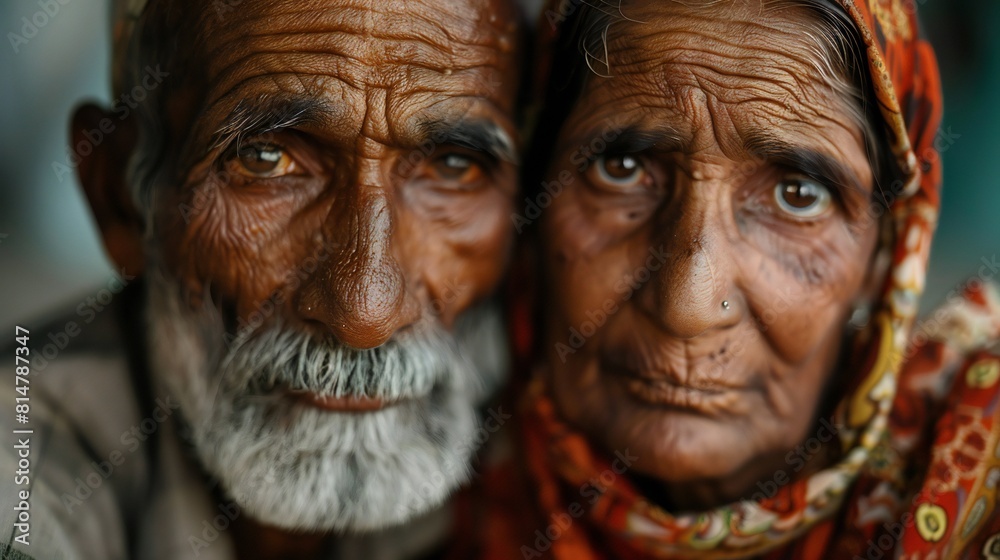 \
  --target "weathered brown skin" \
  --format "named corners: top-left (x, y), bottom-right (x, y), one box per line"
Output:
top-left (539, 0), bottom-right (883, 511)
top-left (72, 0), bottom-right (521, 556)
